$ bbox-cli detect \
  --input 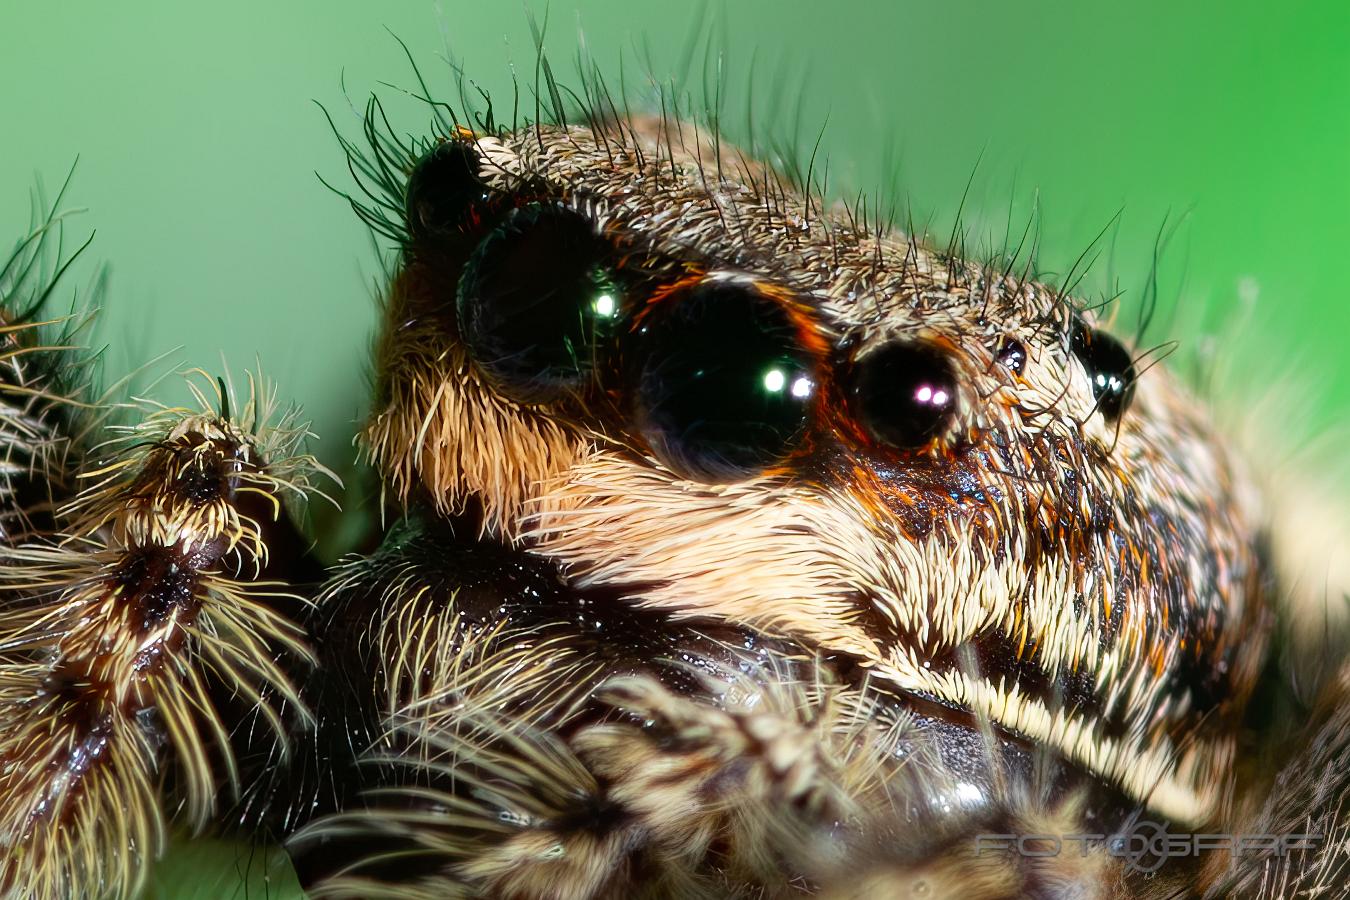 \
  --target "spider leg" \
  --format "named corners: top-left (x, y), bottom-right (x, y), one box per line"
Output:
top-left (0, 221), bottom-right (331, 900)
